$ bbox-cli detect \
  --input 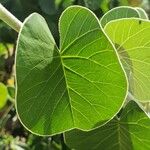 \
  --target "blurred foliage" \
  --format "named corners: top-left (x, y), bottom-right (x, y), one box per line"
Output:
top-left (0, 82), bottom-right (7, 109)
top-left (0, 0), bottom-right (150, 149)
top-left (0, 0), bottom-right (150, 43)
